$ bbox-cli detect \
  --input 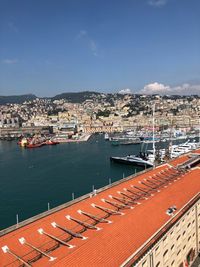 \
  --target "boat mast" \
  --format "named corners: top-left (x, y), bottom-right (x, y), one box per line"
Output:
top-left (168, 117), bottom-right (173, 159)
top-left (199, 117), bottom-right (200, 145)
top-left (152, 104), bottom-right (156, 166)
